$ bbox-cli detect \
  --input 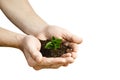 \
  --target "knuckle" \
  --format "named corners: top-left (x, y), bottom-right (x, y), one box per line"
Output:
top-left (34, 55), bottom-right (42, 63)
top-left (33, 67), bottom-right (41, 71)
top-left (33, 65), bottom-right (42, 70)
